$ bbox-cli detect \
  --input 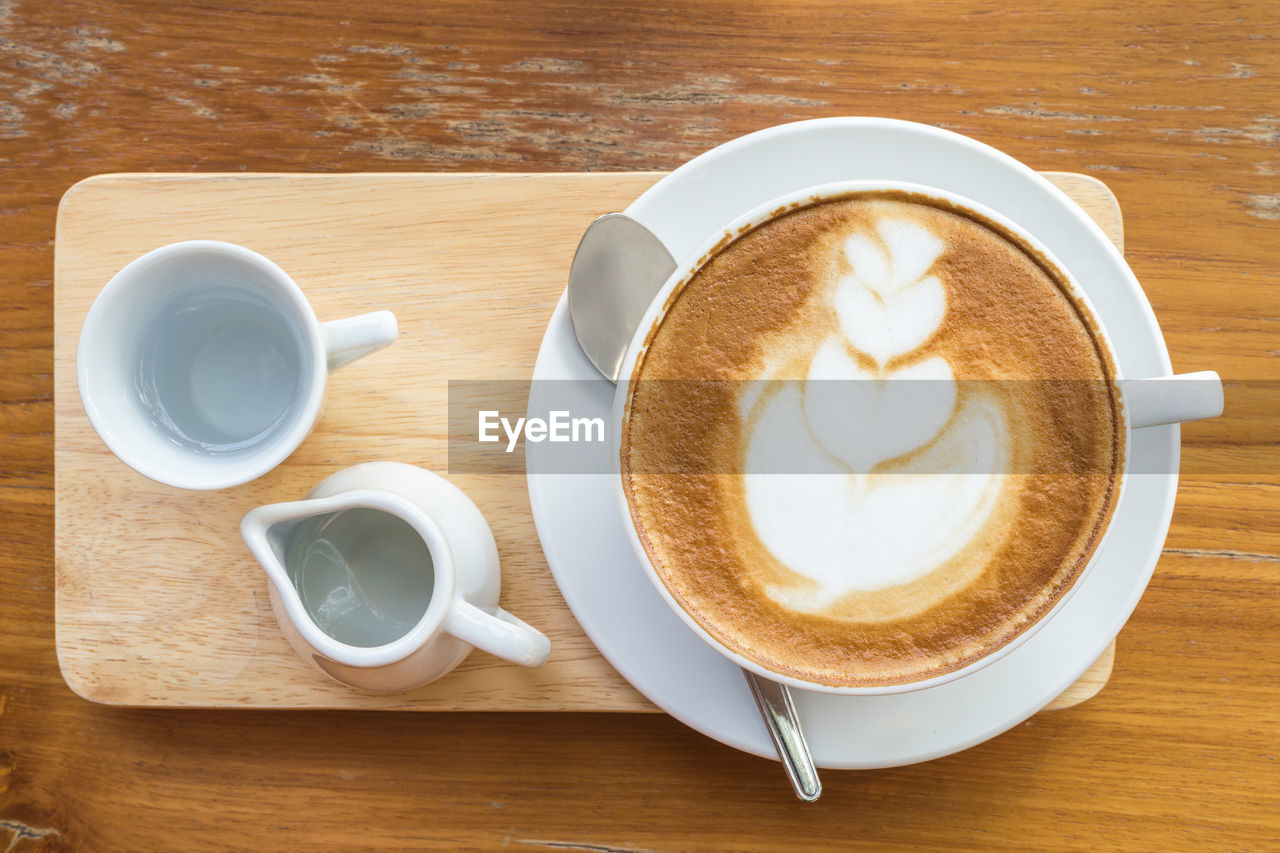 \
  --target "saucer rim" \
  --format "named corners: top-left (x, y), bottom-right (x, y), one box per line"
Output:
top-left (527, 117), bottom-right (1178, 769)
